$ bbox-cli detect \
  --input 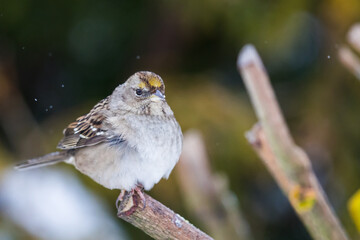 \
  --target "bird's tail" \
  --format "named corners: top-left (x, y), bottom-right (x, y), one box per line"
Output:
top-left (15, 151), bottom-right (70, 170)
